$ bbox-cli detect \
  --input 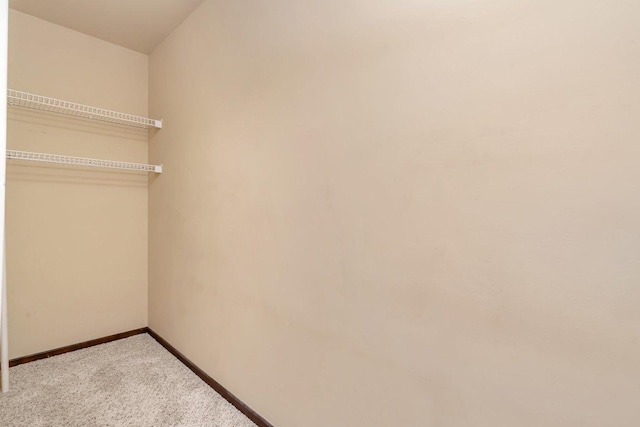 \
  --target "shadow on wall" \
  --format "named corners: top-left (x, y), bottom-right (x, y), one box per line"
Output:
top-left (6, 106), bottom-right (152, 188)
top-left (7, 165), bottom-right (150, 188)
top-left (8, 108), bottom-right (150, 141)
